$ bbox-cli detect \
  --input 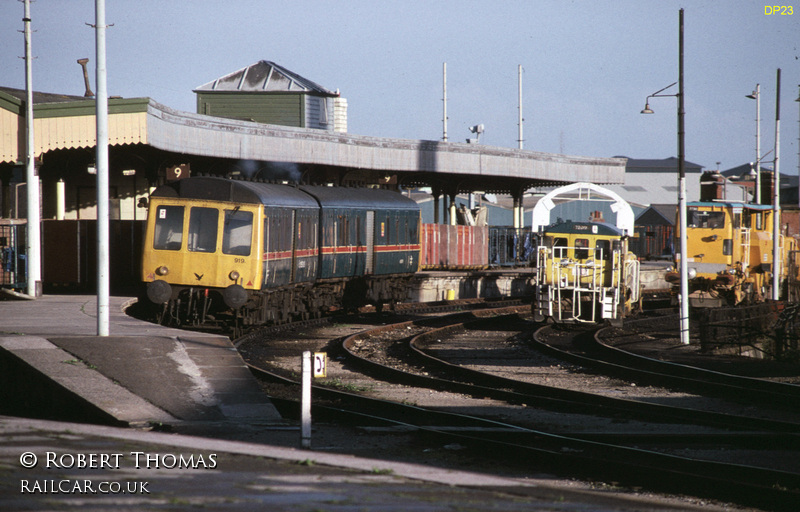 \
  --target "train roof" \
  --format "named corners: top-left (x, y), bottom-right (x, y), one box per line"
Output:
top-left (688, 201), bottom-right (774, 211)
top-left (544, 220), bottom-right (624, 236)
top-left (150, 177), bottom-right (319, 208)
top-left (299, 185), bottom-right (419, 210)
